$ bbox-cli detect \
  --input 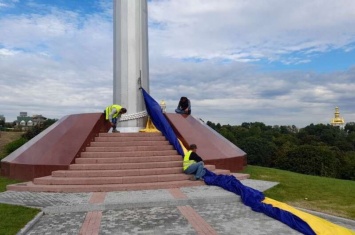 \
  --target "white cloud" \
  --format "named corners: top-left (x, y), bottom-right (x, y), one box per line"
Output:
top-left (0, 0), bottom-right (18, 8)
top-left (149, 0), bottom-right (355, 63)
top-left (0, 0), bottom-right (355, 128)
top-left (148, 57), bottom-right (355, 127)
top-left (0, 3), bottom-right (113, 121)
